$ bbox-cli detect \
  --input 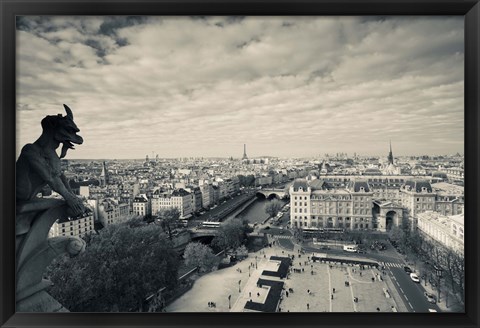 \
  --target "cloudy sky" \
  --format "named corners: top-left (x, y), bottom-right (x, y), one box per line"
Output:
top-left (16, 16), bottom-right (464, 159)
